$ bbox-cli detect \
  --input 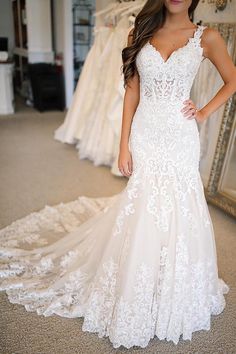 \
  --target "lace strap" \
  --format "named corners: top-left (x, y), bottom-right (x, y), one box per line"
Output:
top-left (191, 25), bottom-right (207, 47)
top-left (195, 25), bottom-right (207, 40)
